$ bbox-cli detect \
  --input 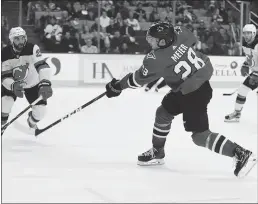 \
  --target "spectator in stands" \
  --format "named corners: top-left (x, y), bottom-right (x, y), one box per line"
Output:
top-left (110, 30), bottom-right (124, 53)
top-left (120, 42), bottom-right (131, 54)
top-left (44, 17), bottom-right (63, 51)
top-left (47, 0), bottom-right (59, 12)
top-left (80, 25), bottom-right (94, 43)
top-left (103, 40), bottom-right (113, 53)
top-left (106, 18), bottom-right (120, 38)
top-left (211, 8), bottom-right (223, 23)
top-left (228, 42), bottom-right (240, 56)
top-left (115, 12), bottom-right (124, 27)
top-left (127, 11), bottom-right (141, 31)
top-left (159, 11), bottom-right (168, 22)
top-left (85, 10), bottom-right (96, 21)
top-left (81, 38), bottom-right (98, 53)
top-left (102, 0), bottom-right (113, 12)
top-left (224, 8), bottom-right (237, 24)
top-left (59, 31), bottom-right (79, 53)
top-left (107, 3), bottom-right (117, 18)
top-left (91, 17), bottom-right (100, 32)
top-left (149, 6), bottom-right (160, 22)
top-left (65, 2), bottom-right (75, 17)
top-left (100, 11), bottom-right (111, 29)
top-left (119, 1), bottom-right (130, 19)
top-left (120, 19), bottom-right (135, 44)
top-left (1, 15), bottom-right (9, 48)
top-left (138, 13), bottom-right (147, 23)
top-left (193, 29), bottom-right (203, 52)
top-left (206, 0), bottom-right (217, 16)
top-left (134, 3), bottom-right (147, 21)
